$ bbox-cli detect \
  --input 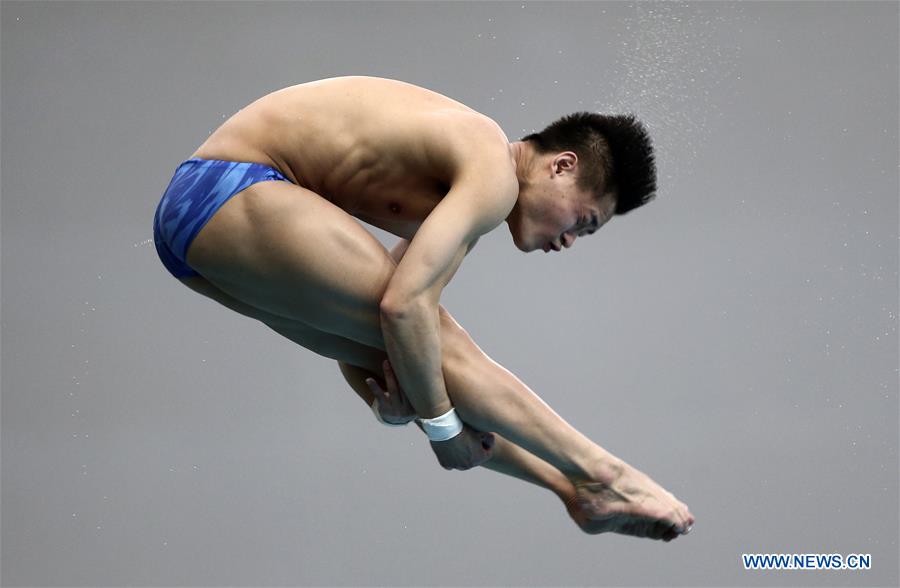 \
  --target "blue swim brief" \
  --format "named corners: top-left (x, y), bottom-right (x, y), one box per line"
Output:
top-left (152, 158), bottom-right (295, 279)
